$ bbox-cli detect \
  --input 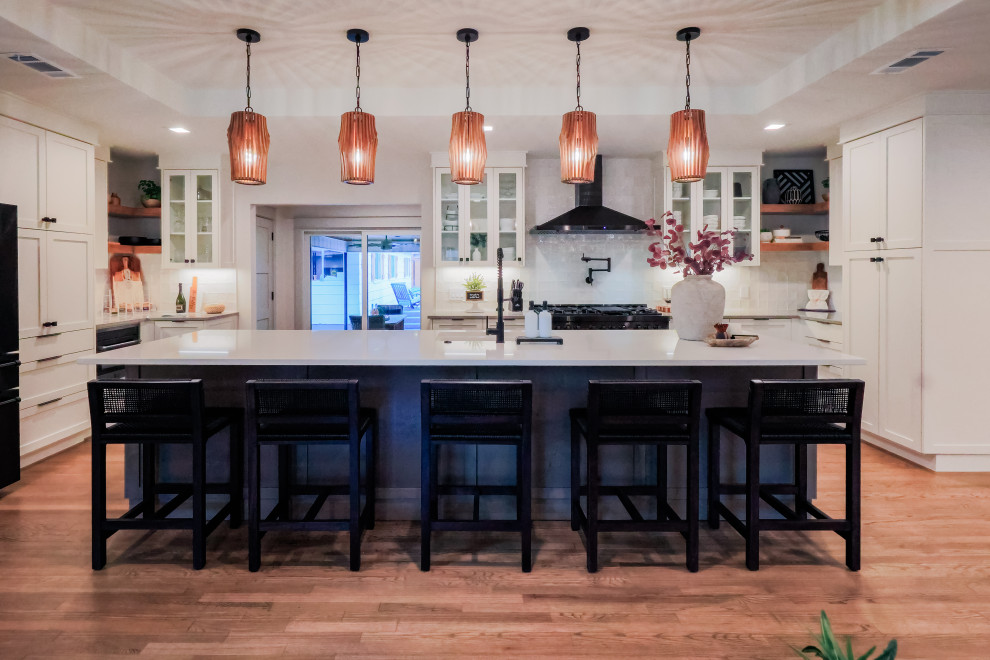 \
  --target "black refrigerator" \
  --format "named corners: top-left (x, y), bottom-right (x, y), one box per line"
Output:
top-left (1, 203), bottom-right (20, 489)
